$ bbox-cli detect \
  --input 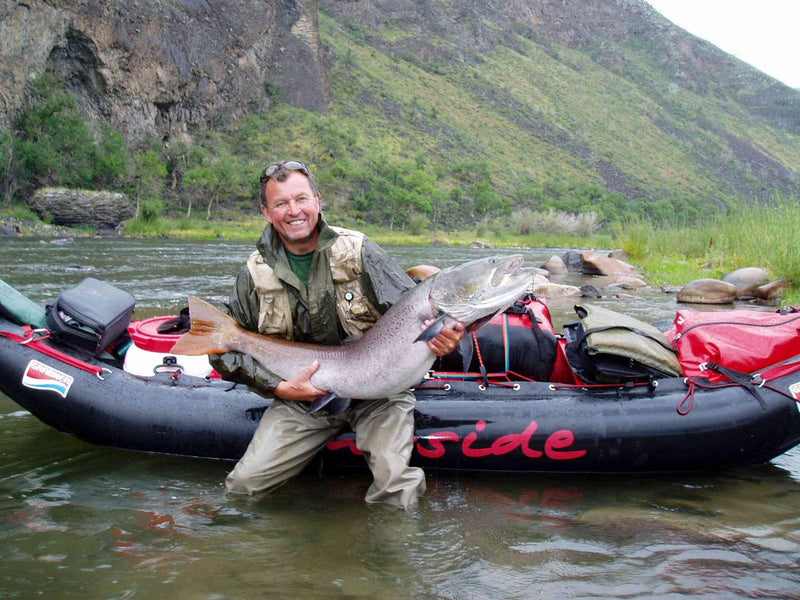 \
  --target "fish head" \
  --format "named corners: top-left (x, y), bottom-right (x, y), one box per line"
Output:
top-left (428, 255), bottom-right (534, 325)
